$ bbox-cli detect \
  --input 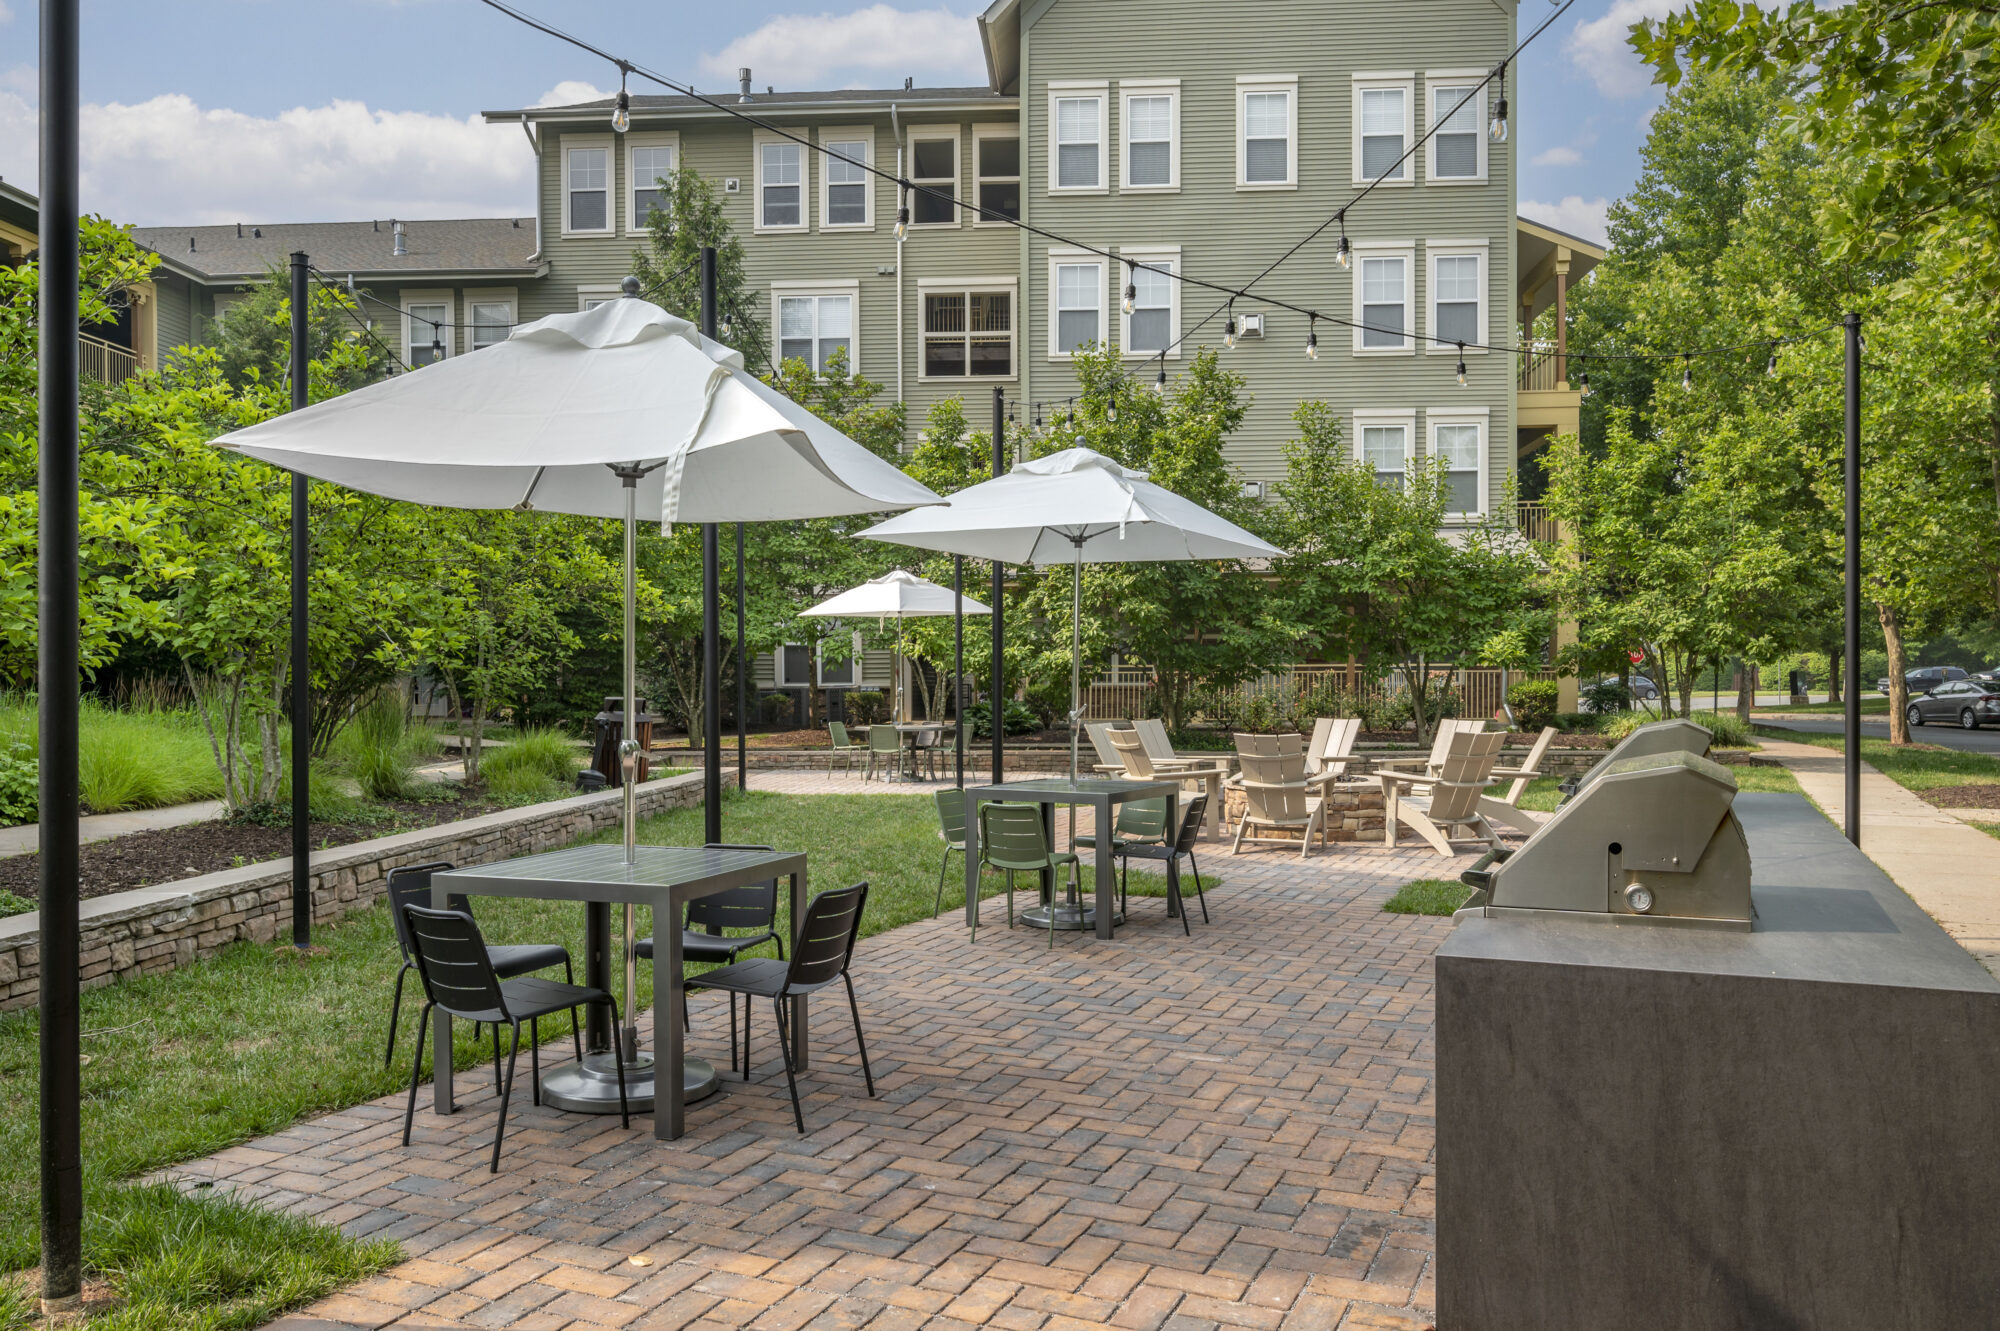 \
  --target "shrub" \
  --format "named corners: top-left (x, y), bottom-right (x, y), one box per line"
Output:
top-left (0, 742), bottom-right (35, 826)
top-left (483, 727), bottom-right (582, 803)
top-left (843, 691), bottom-right (888, 728)
top-left (0, 888), bottom-right (32, 919)
top-left (1599, 709), bottom-right (1753, 748)
top-left (1508, 680), bottom-right (1561, 732)
top-left (1556, 711), bottom-right (1602, 733)
top-left (346, 692), bottom-right (421, 800)
top-left (1581, 679), bottom-right (1631, 714)
top-left (1428, 686), bottom-right (1463, 721)
top-left (964, 700), bottom-right (1040, 739)
top-left (1357, 692), bottom-right (1412, 733)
